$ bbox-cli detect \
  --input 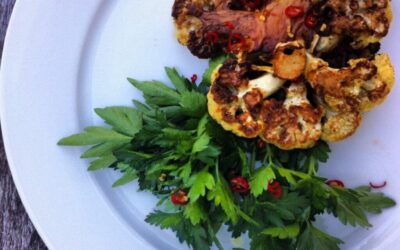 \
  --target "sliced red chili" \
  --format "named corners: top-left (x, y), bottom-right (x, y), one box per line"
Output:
top-left (206, 31), bottom-right (220, 44)
top-left (241, 0), bottom-right (262, 9)
top-left (171, 190), bottom-right (188, 205)
top-left (228, 33), bottom-right (246, 53)
top-left (370, 181), bottom-right (387, 189)
top-left (230, 176), bottom-right (250, 193)
top-left (326, 179), bottom-right (345, 188)
top-left (224, 21), bottom-right (235, 30)
top-left (267, 180), bottom-right (283, 199)
top-left (285, 6), bottom-right (304, 19)
top-left (304, 14), bottom-right (318, 28)
top-left (191, 74), bottom-right (198, 83)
